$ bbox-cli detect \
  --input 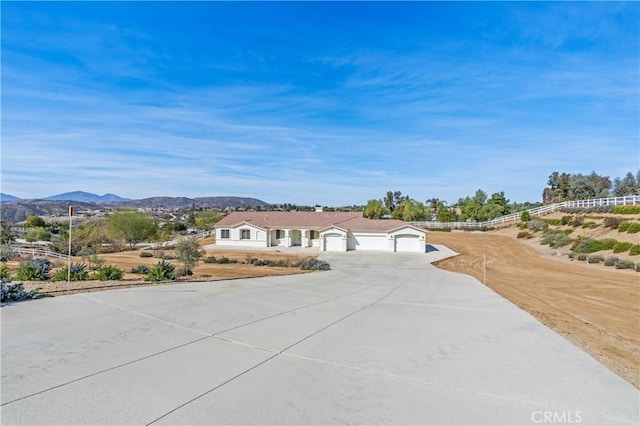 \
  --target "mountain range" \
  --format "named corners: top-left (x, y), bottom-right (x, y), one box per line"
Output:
top-left (0, 191), bottom-right (269, 222)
